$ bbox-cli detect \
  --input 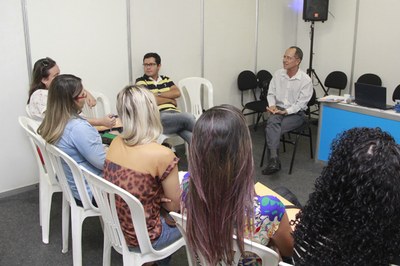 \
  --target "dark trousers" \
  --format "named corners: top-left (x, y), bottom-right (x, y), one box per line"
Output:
top-left (265, 111), bottom-right (306, 150)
